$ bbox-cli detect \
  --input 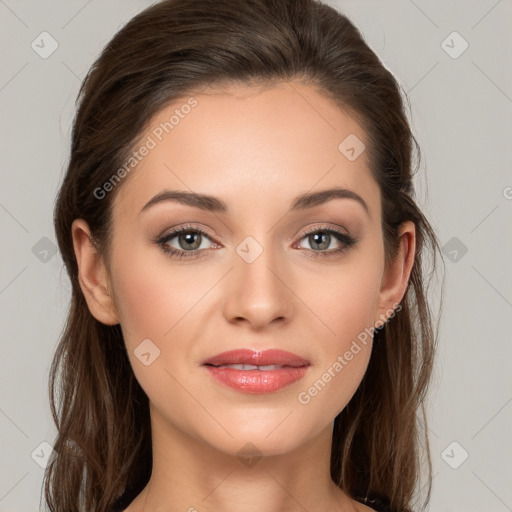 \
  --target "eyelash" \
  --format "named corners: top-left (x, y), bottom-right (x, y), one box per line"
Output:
top-left (154, 224), bottom-right (359, 259)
